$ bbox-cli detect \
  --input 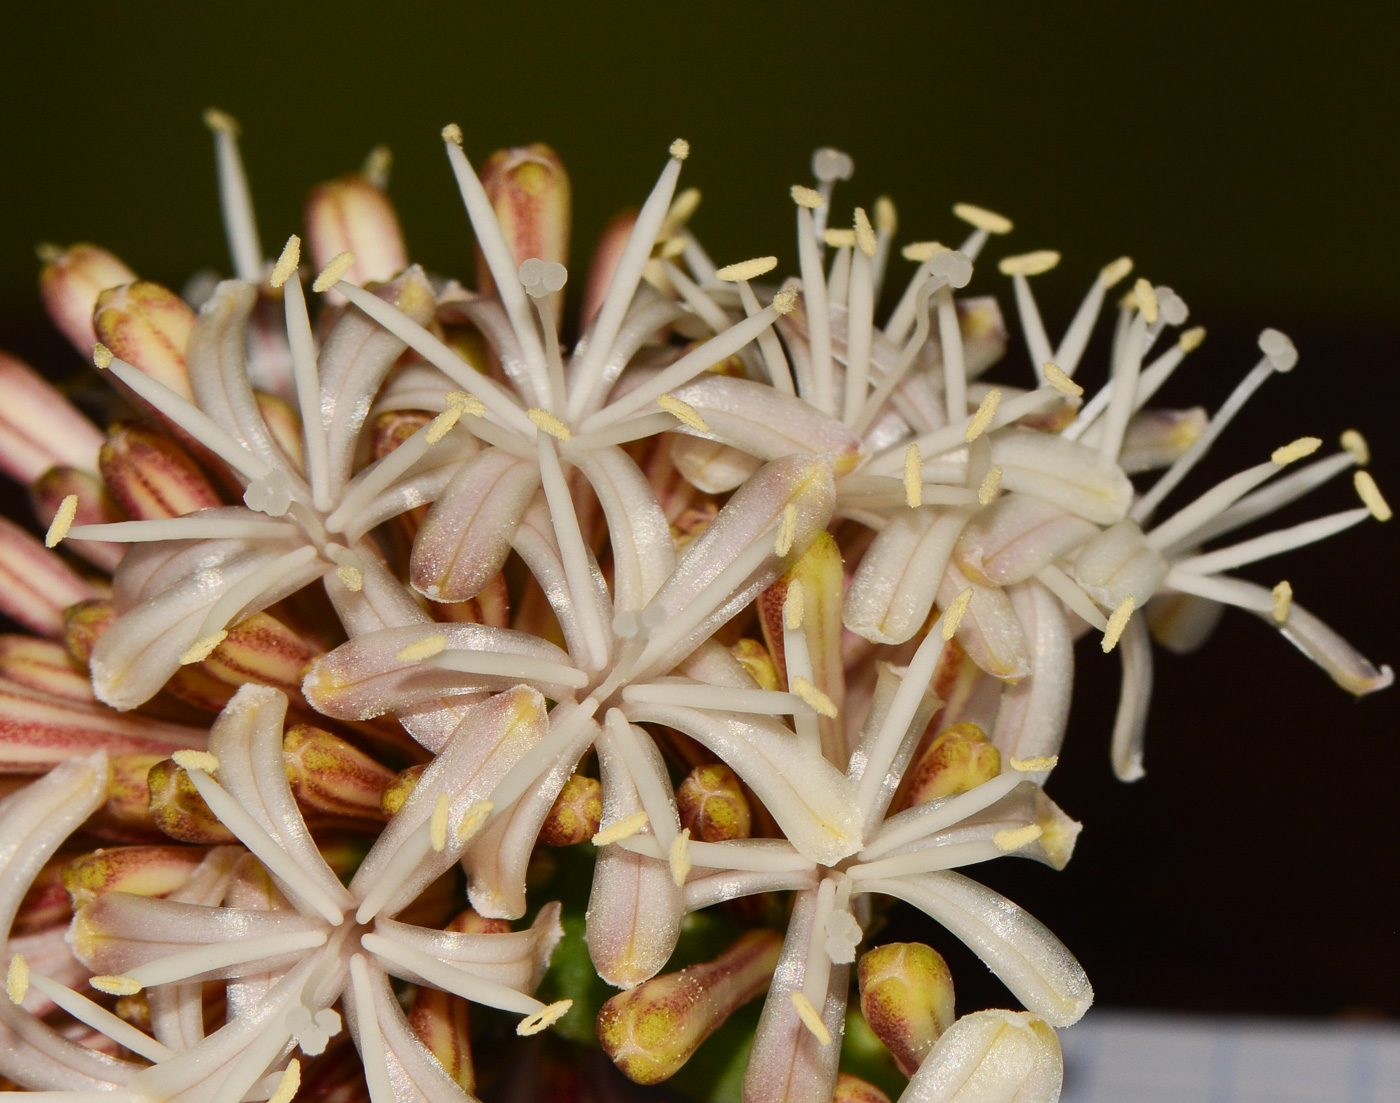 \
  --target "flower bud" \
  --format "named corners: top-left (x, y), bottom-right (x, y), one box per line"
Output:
top-left (92, 281), bottom-right (196, 399)
top-left (62, 845), bottom-right (208, 909)
top-left (62, 598), bottom-right (115, 665)
top-left (306, 171), bottom-right (408, 290)
top-left (900, 1010), bottom-right (1061, 1102)
top-left (902, 723), bottom-right (1001, 807)
top-left (15, 860), bottom-right (71, 935)
top-left (197, 611), bottom-right (322, 703)
top-left (676, 763), bottom-right (752, 842)
top-left (30, 466), bottom-right (124, 571)
top-left (582, 210), bottom-right (636, 328)
top-left (598, 929), bottom-right (783, 1084)
top-left (100, 753), bottom-right (166, 834)
top-left (0, 635), bottom-right (92, 702)
top-left (833, 1073), bottom-right (891, 1103)
top-left (37, 243), bottom-right (136, 354)
top-left (147, 759), bottom-right (236, 843)
top-left (858, 942), bottom-right (956, 1076)
top-left (478, 144), bottom-right (571, 322)
top-left (254, 391), bottom-right (304, 470)
top-left (538, 773), bottom-right (602, 846)
top-left (283, 724), bottom-right (395, 821)
top-left (99, 421), bottom-right (221, 521)
top-left (730, 637), bottom-right (780, 690)
top-left (0, 352), bottom-right (105, 481)
top-left (0, 516), bottom-right (102, 639)
top-left (381, 762), bottom-right (425, 816)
